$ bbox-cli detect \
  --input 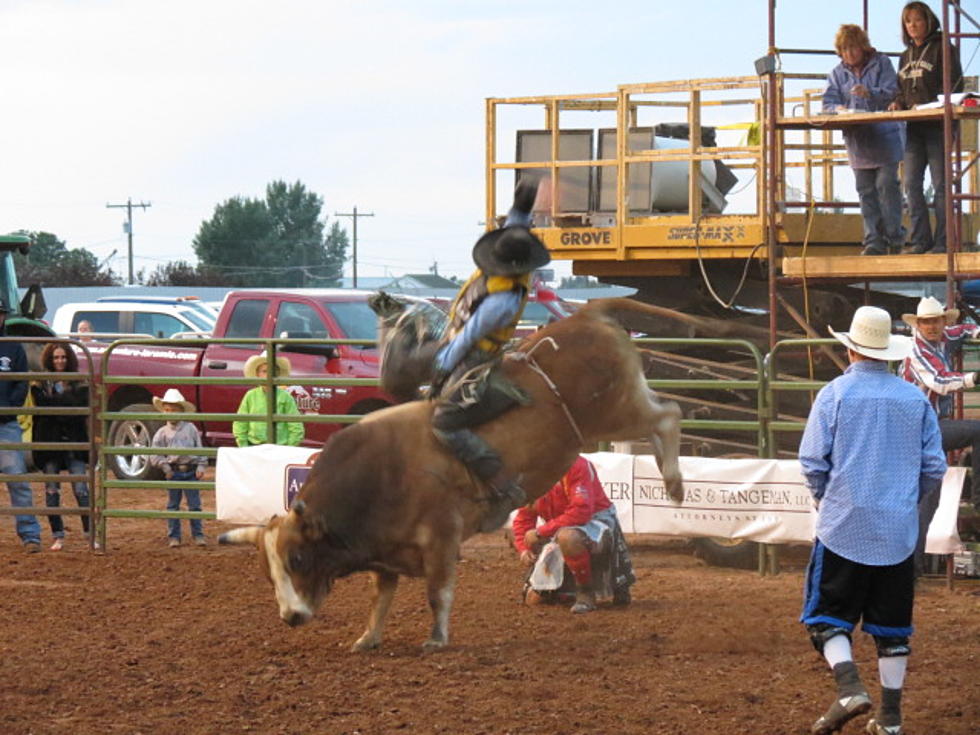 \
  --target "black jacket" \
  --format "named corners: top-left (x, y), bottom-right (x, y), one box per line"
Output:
top-left (31, 380), bottom-right (90, 467)
top-left (0, 339), bottom-right (28, 418)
